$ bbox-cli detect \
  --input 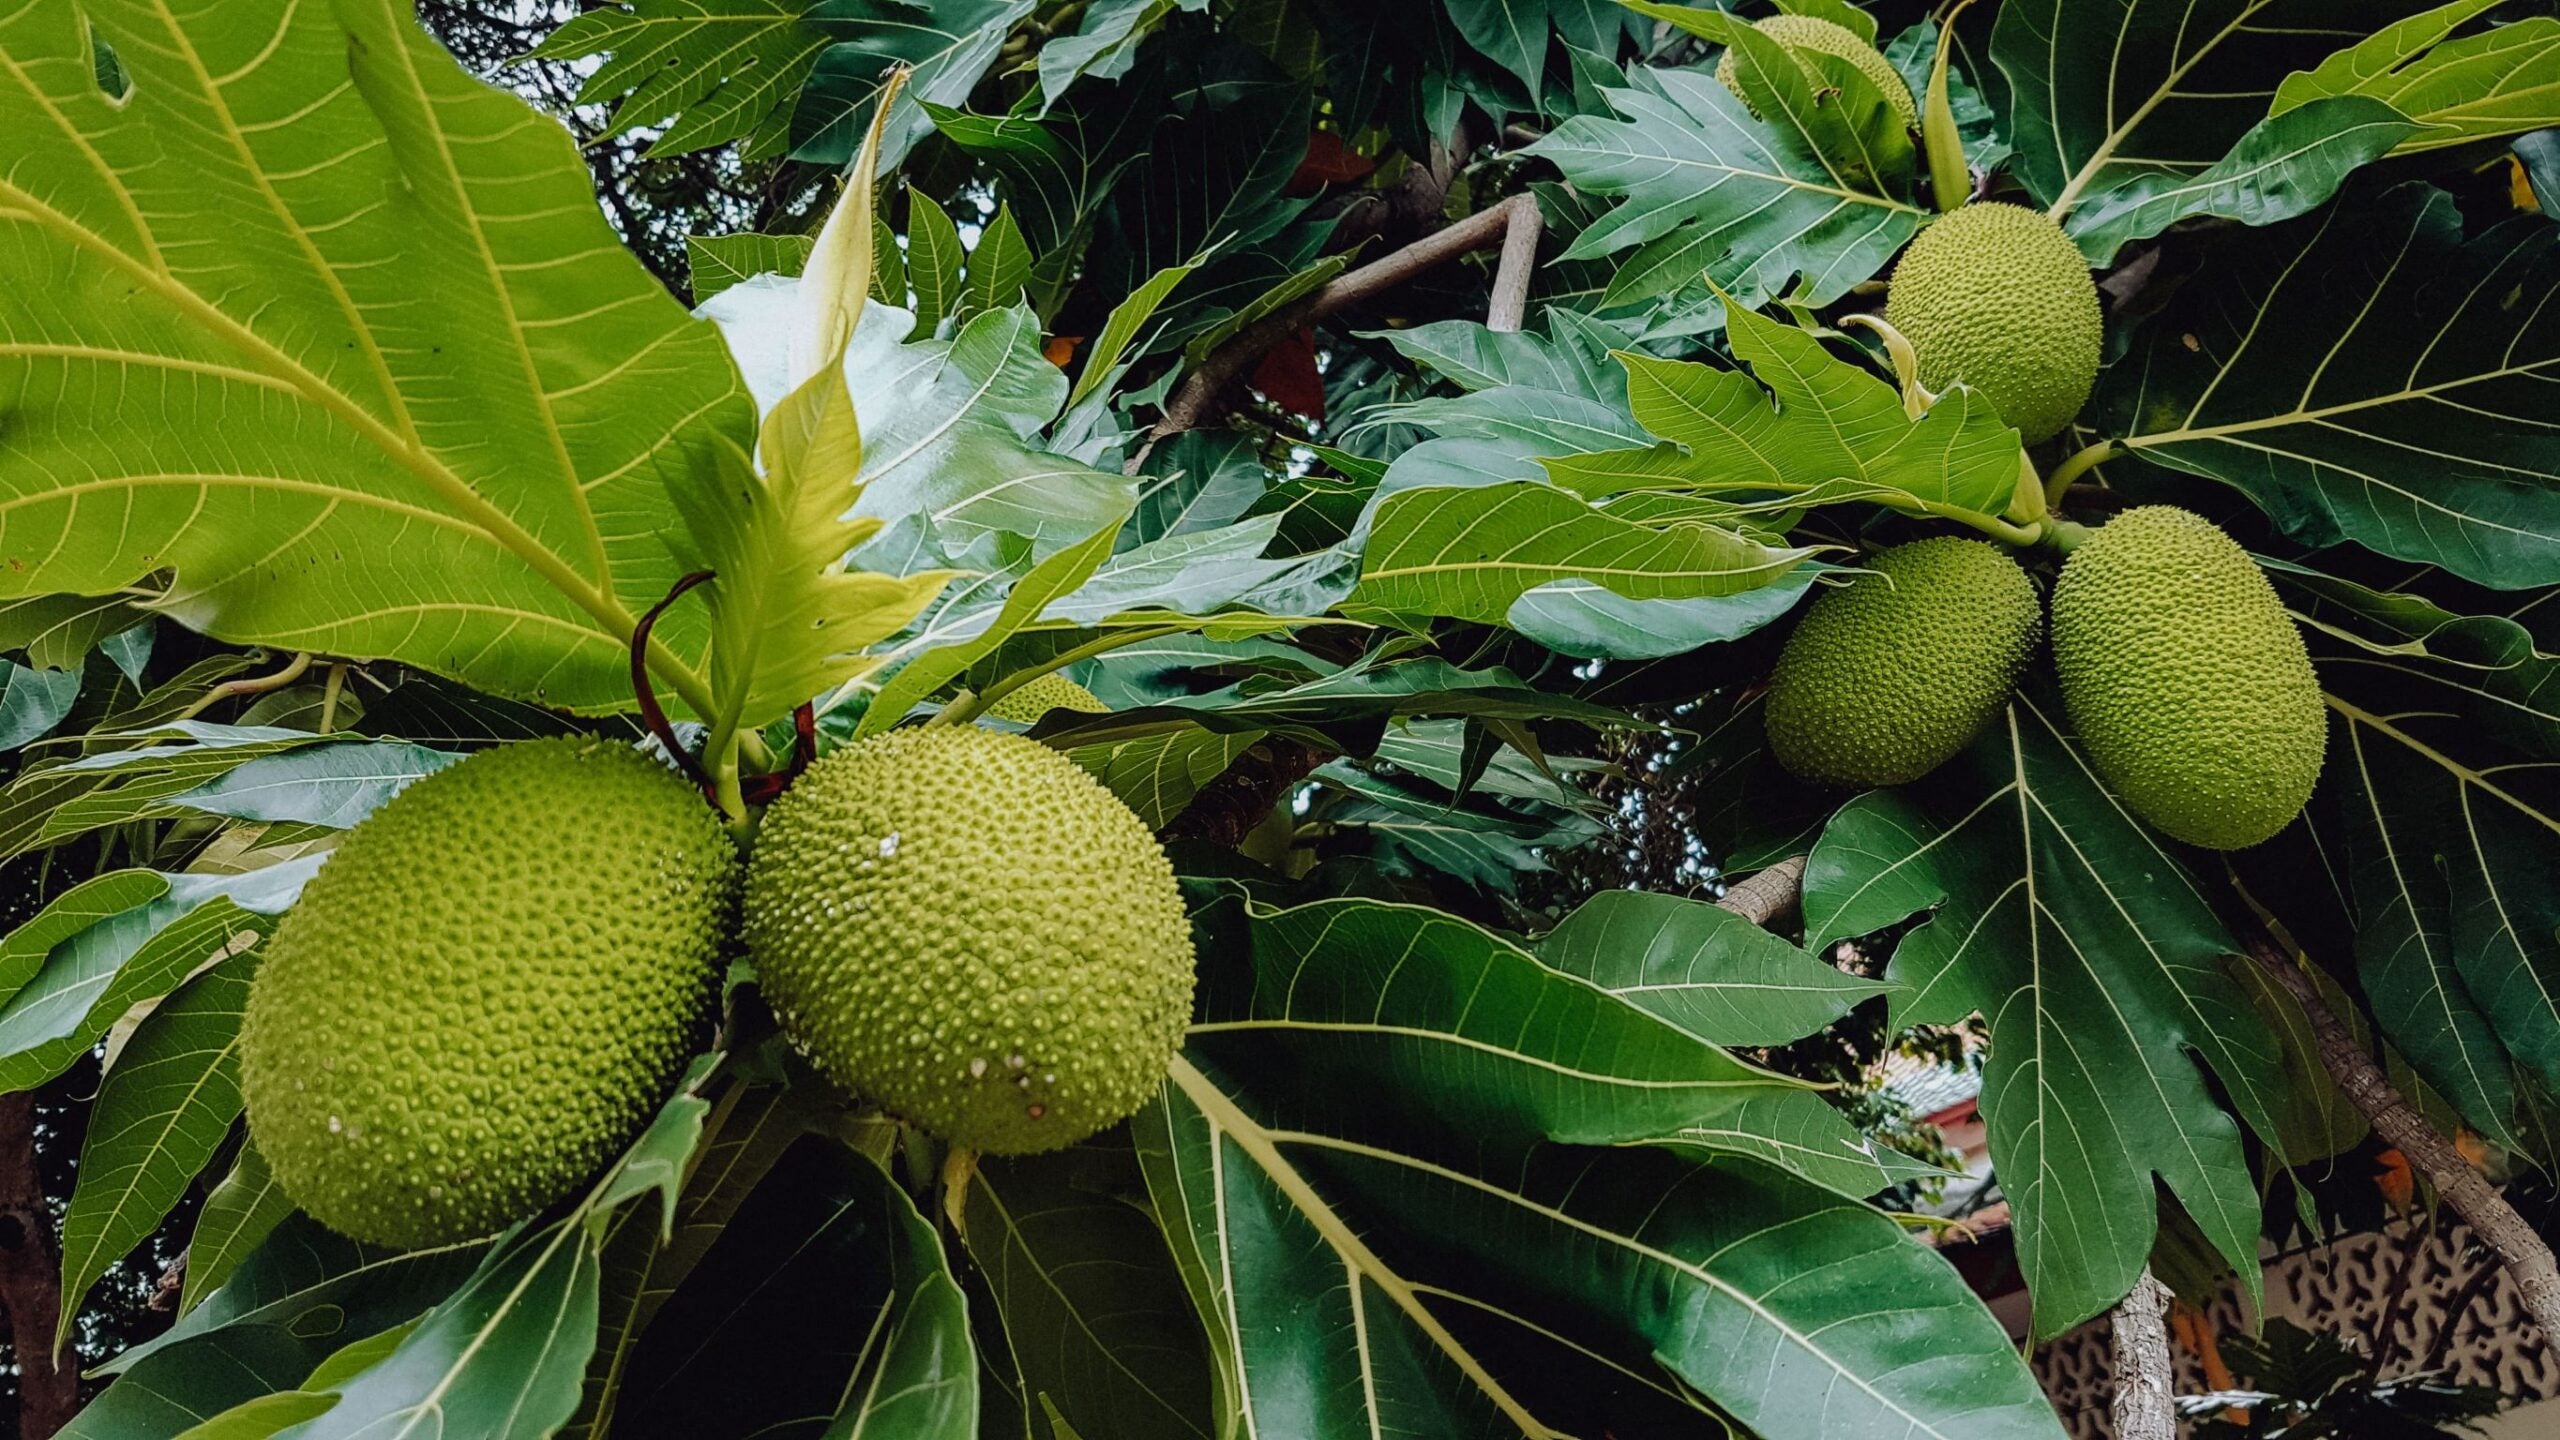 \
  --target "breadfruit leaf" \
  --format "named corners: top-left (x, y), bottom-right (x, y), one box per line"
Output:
top-left (1526, 20), bottom-right (1924, 309)
top-left (1136, 893), bottom-right (2063, 1440)
top-left (527, 0), bottom-right (831, 159)
top-left (1995, 0), bottom-right (2413, 221)
top-left (0, 0), bottom-right (753, 715)
top-left (2100, 182), bottom-right (2560, 588)
top-left (2272, 561), bottom-right (2560, 1145)
top-left (1803, 688), bottom-right (2302, 1338)
top-left (2272, 0), bottom-right (2560, 154)
top-left (1542, 302), bottom-right (2026, 525)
